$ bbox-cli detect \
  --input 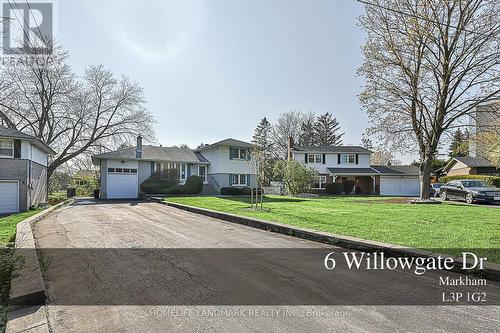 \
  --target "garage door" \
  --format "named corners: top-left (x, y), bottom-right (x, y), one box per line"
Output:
top-left (380, 177), bottom-right (419, 196)
top-left (0, 181), bottom-right (19, 213)
top-left (107, 173), bottom-right (138, 199)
